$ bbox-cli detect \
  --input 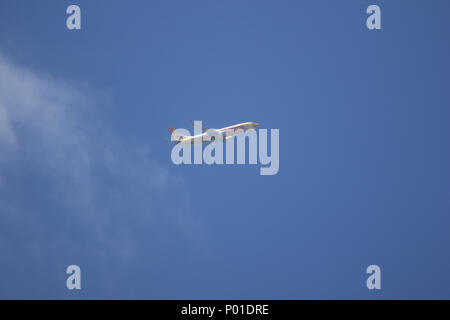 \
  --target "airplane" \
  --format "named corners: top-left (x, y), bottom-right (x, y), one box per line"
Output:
top-left (169, 121), bottom-right (259, 145)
